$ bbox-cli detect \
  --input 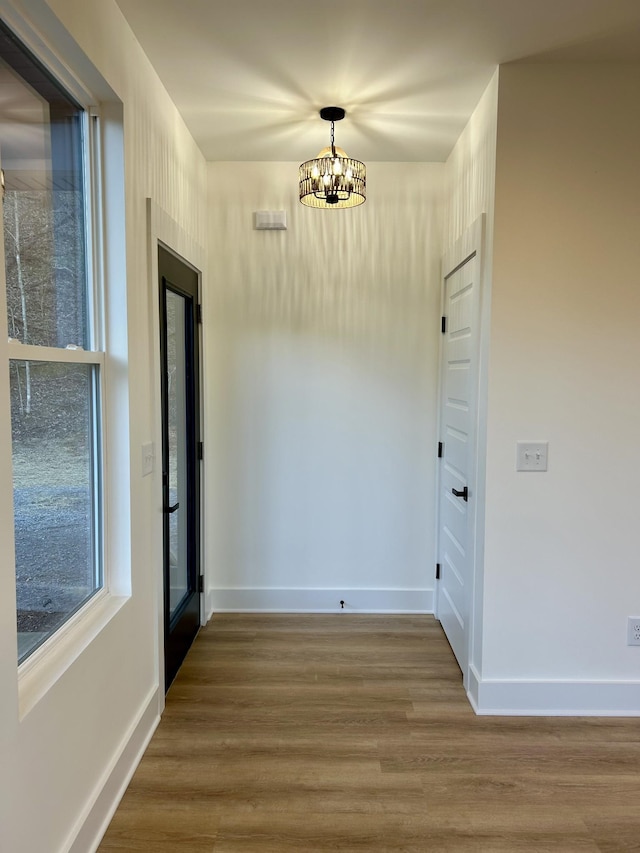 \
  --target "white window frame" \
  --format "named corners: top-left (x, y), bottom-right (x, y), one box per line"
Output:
top-left (0, 7), bottom-right (130, 717)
